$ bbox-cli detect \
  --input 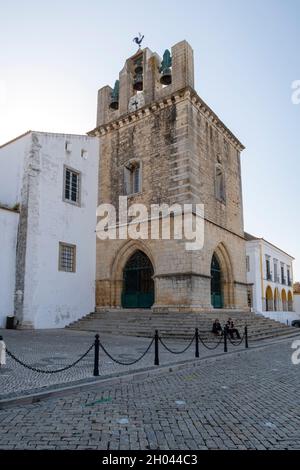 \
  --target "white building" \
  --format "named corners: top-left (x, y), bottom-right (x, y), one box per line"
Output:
top-left (245, 232), bottom-right (297, 323)
top-left (0, 131), bottom-right (99, 329)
